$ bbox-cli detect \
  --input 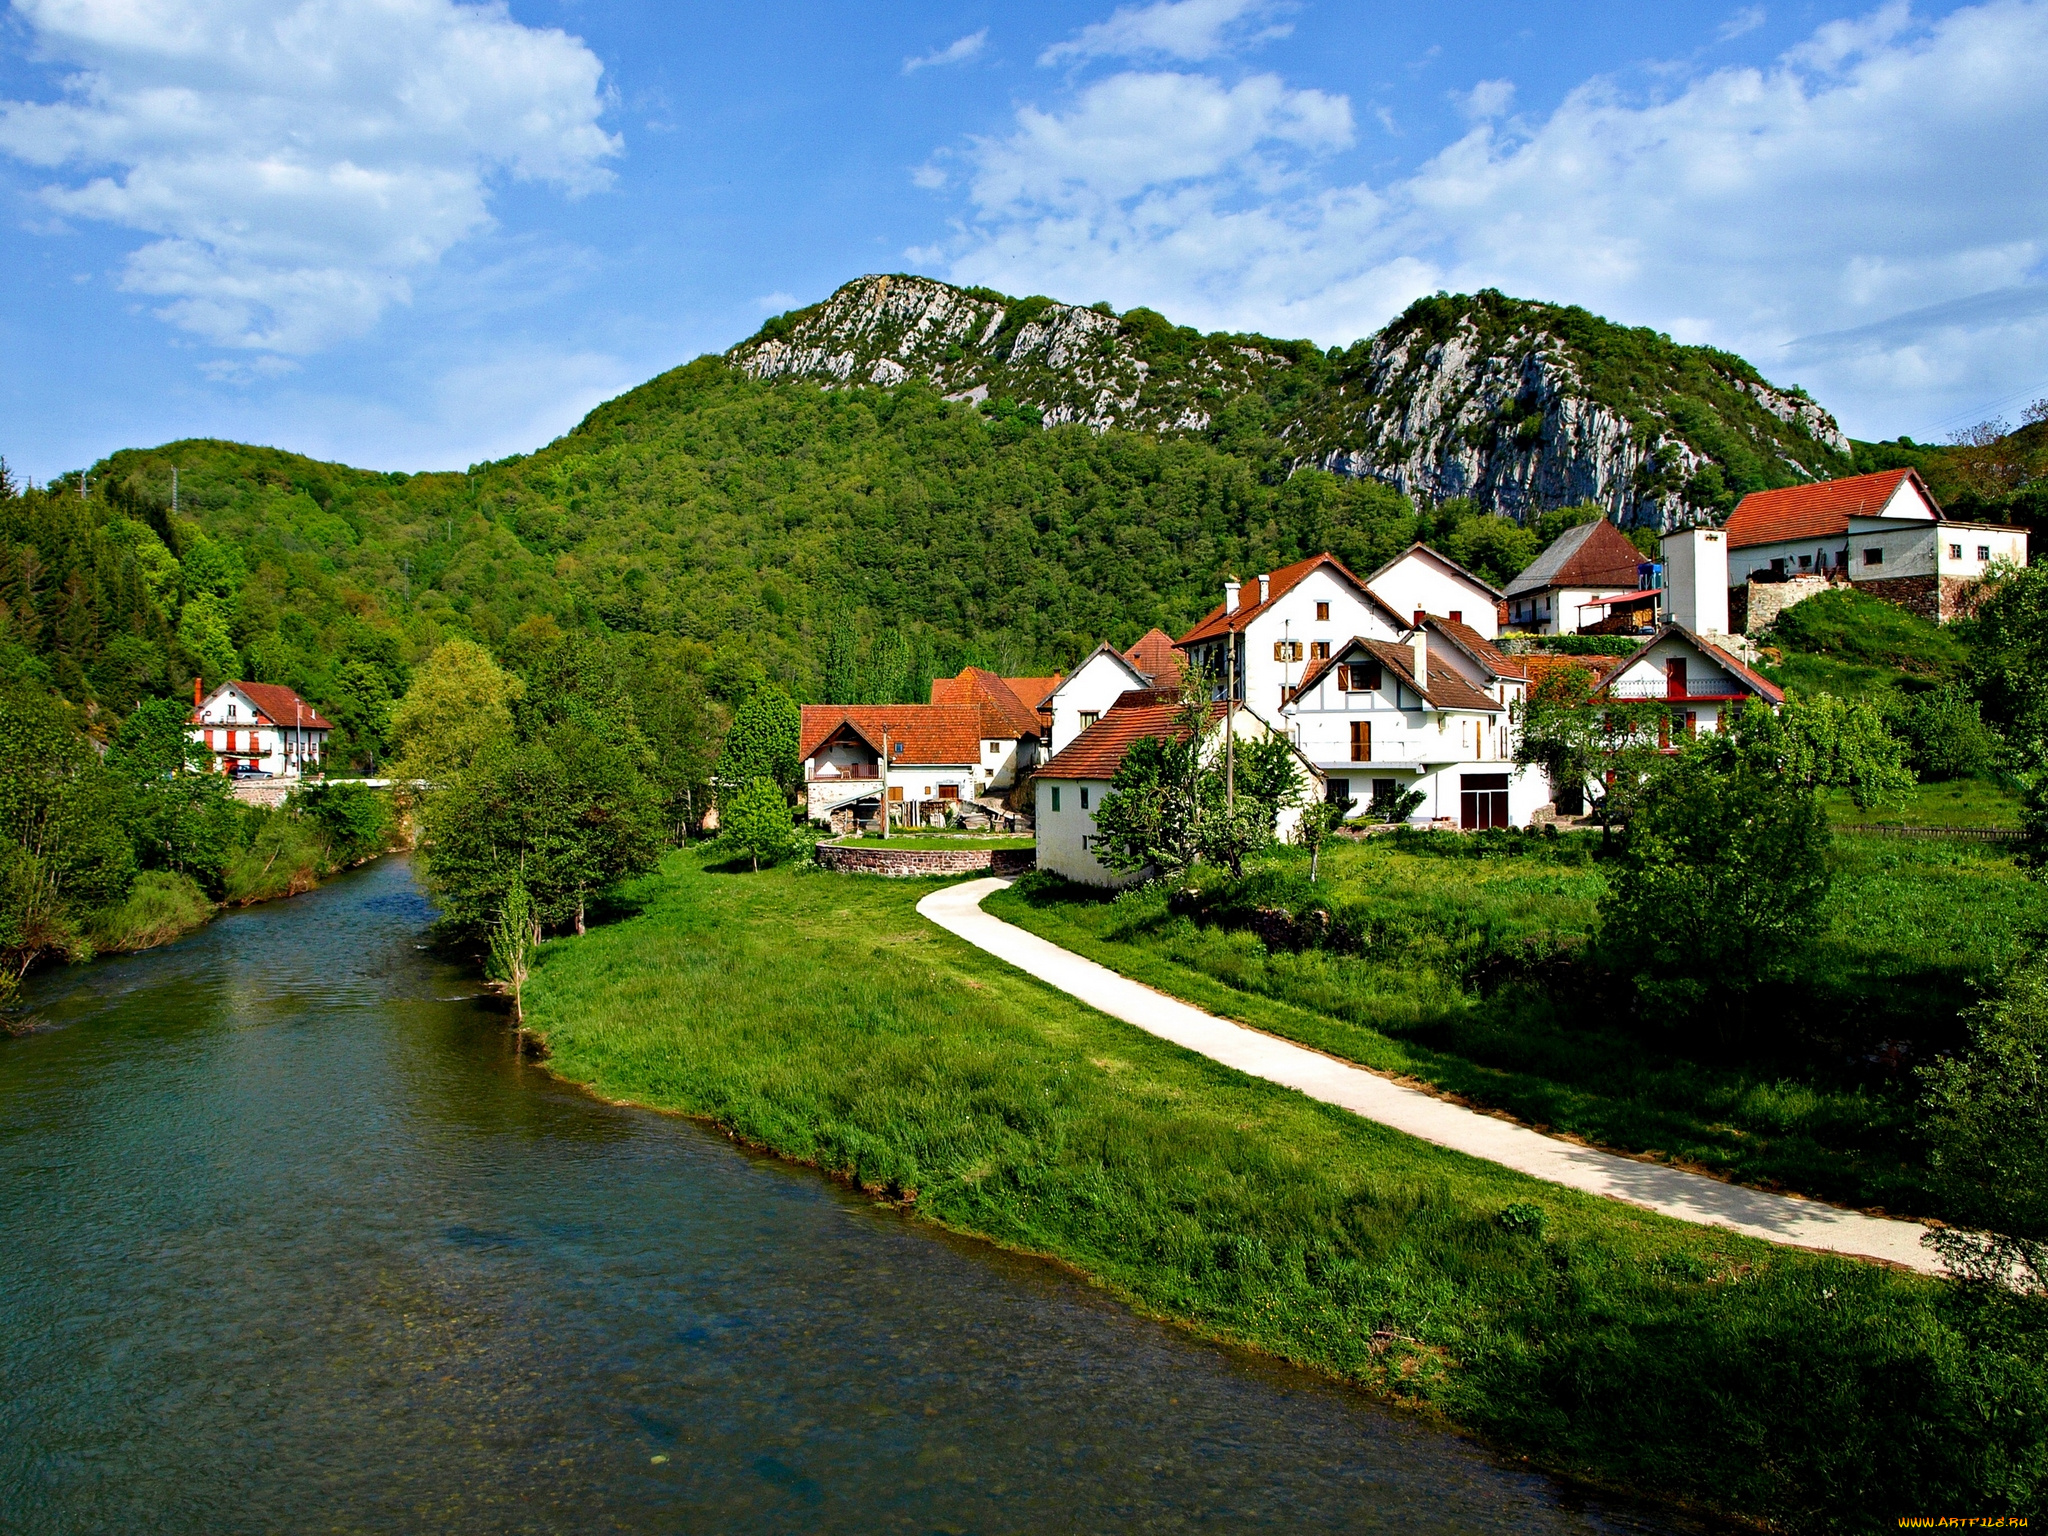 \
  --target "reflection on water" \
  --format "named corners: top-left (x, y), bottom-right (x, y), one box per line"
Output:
top-left (0, 858), bottom-right (1687, 1534)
